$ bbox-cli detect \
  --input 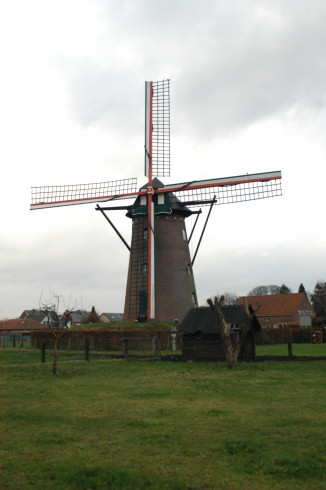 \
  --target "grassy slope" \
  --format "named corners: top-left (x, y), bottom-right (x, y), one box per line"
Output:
top-left (1, 349), bottom-right (326, 489)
